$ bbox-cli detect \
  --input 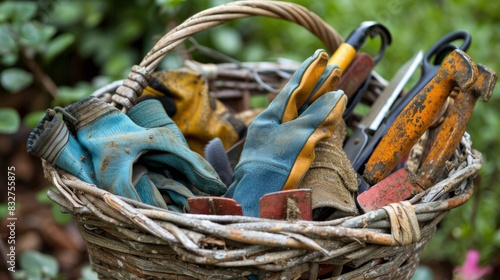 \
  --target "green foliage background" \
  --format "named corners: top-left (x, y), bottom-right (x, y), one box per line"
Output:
top-left (1, 0), bottom-right (499, 273)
